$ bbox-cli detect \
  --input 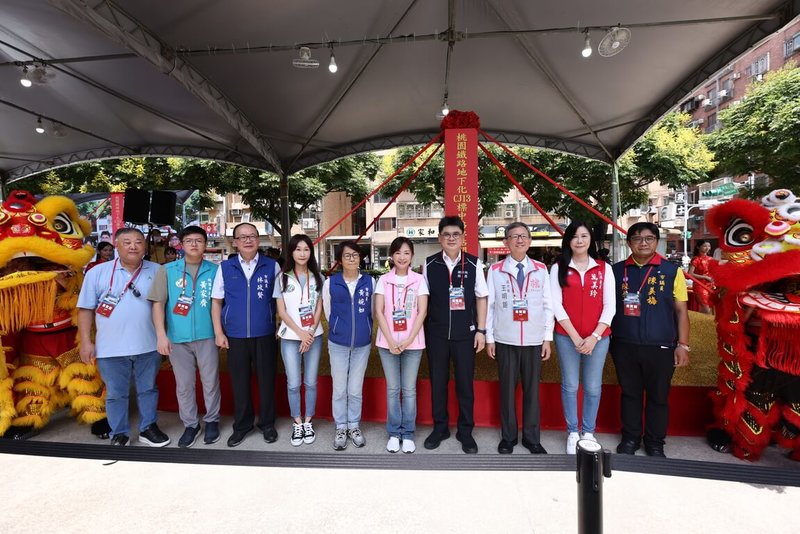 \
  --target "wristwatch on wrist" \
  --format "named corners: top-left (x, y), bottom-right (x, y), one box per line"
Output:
top-left (677, 343), bottom-right (691, 352)
top-left (591, 333), bottom-right (602, 341)
top-left (476, 328), bottom-right (487, 335)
